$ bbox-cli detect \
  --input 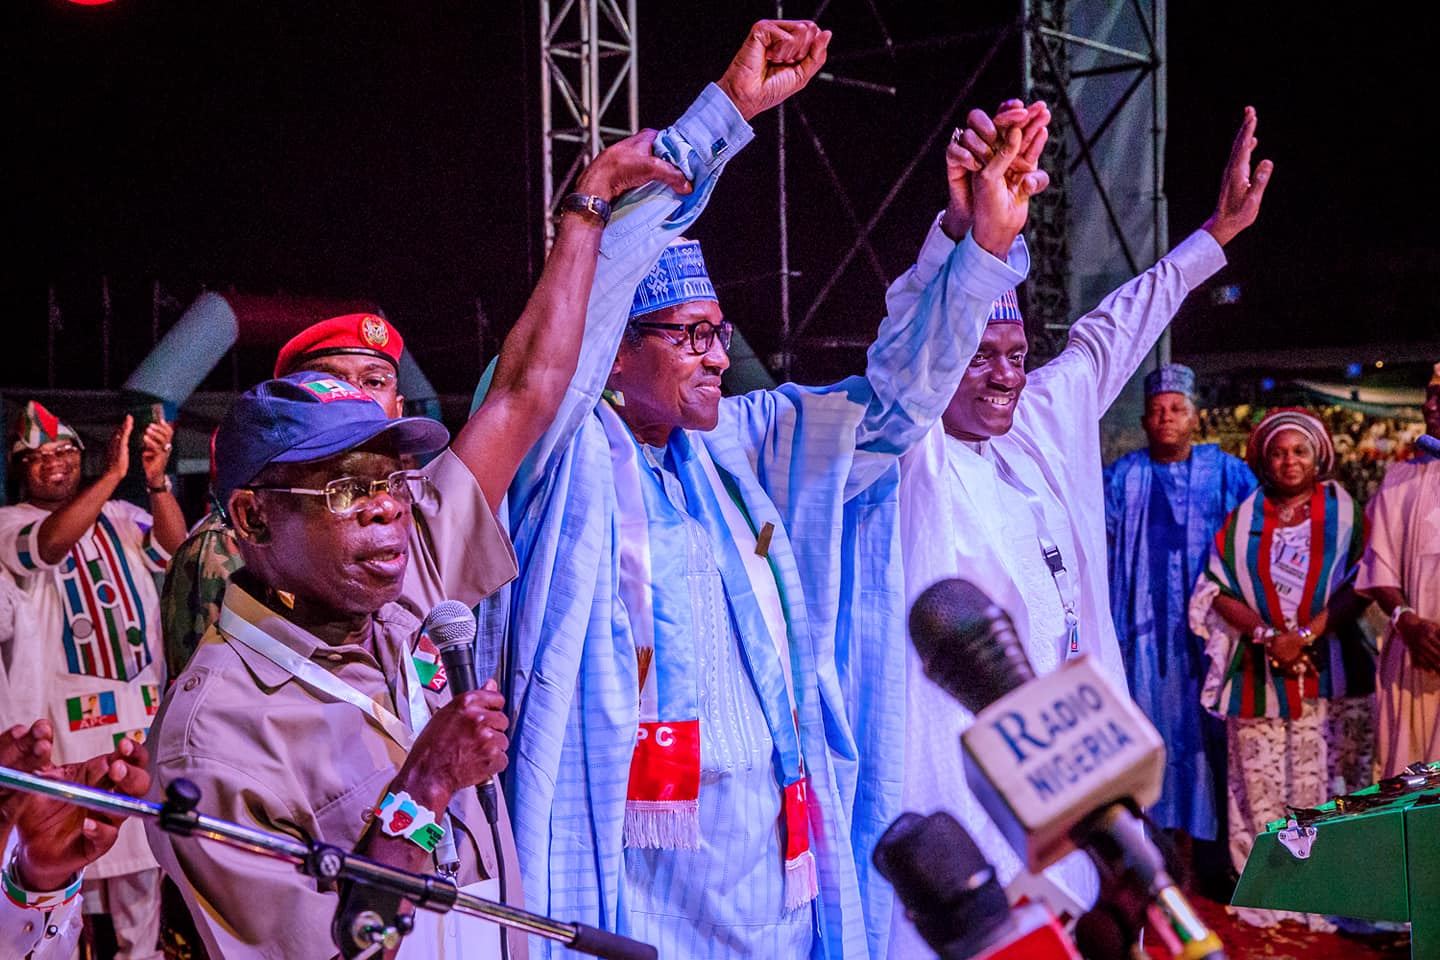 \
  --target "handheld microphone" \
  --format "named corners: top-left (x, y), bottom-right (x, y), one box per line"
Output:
top-left (909, 579), bottom-right (1226, 960)
top-left (420, 601), bottom-right (500, 825)
top-left (874, 811), bottom-right (1079, 959)
top-left (1417, 433), bottom-right (1440, 459)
